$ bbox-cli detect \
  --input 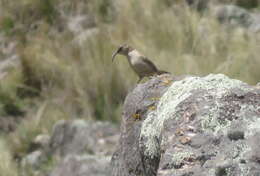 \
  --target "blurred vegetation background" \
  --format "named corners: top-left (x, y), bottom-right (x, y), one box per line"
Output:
top-left (0, 0), bottom-right (260, 175)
